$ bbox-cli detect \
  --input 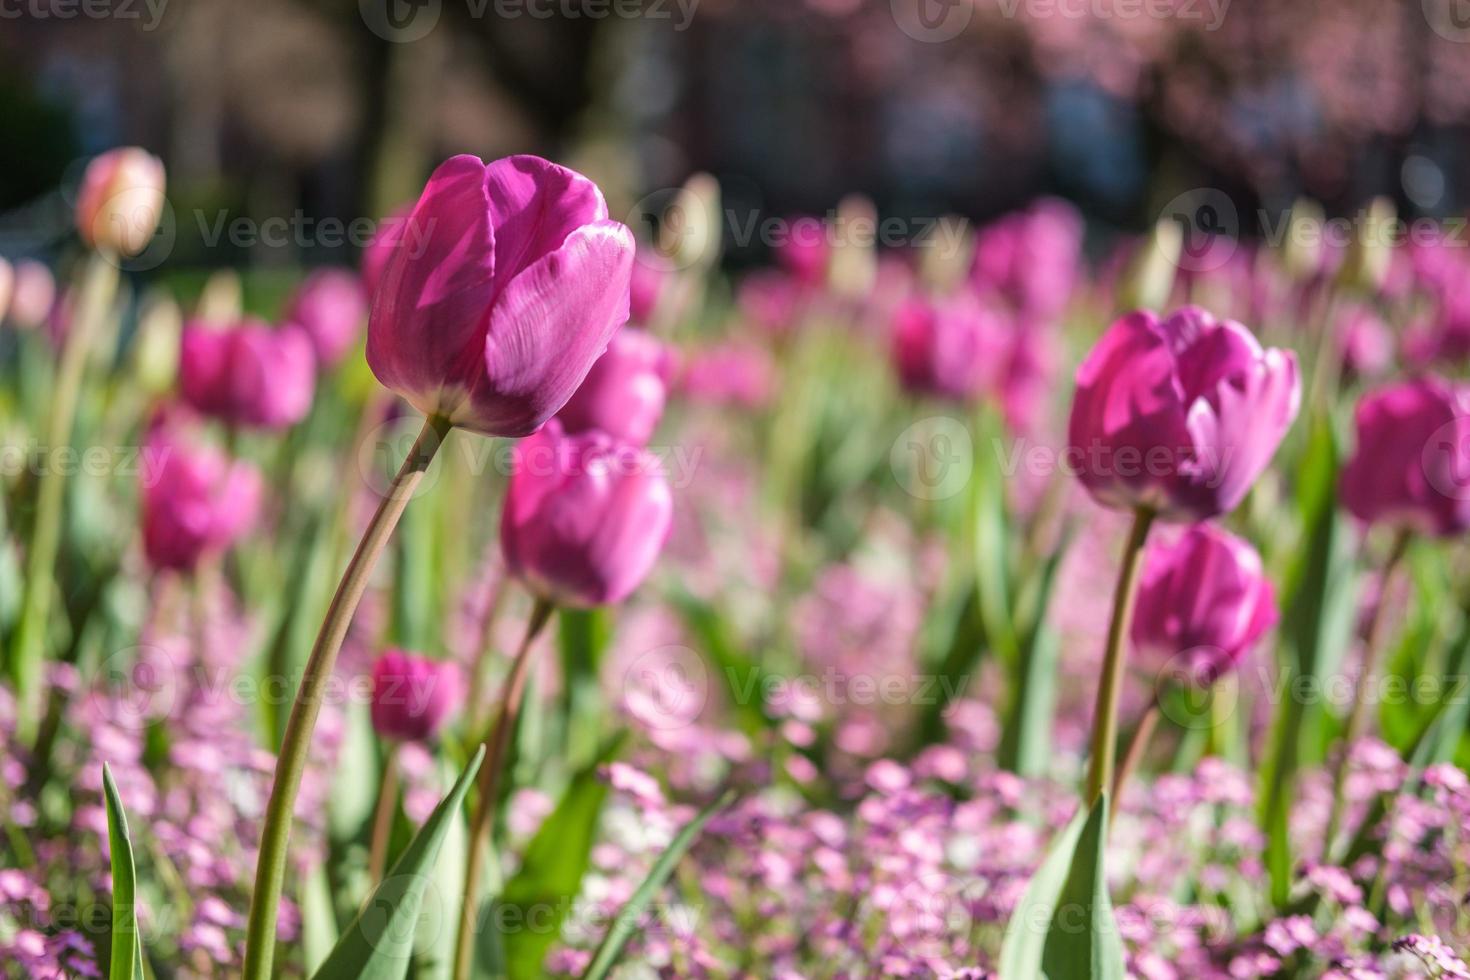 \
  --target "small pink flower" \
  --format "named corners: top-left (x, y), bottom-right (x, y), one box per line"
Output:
top-left (75, 146), bottom-right (166, 257)
top-left (282, 268), bottom-right (367, 368)
top-left (140, 415), bottom-right (262, 573)
top-left (179, 318), bottom-right (316, 429)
